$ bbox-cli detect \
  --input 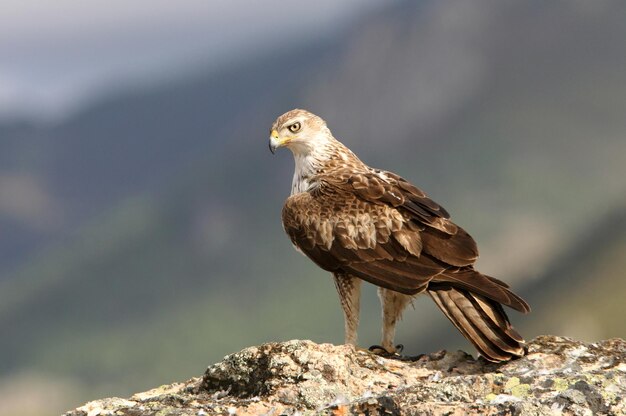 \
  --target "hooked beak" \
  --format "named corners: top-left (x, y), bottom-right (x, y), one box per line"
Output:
top-left (269, 129), bottom-right (283, 154)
